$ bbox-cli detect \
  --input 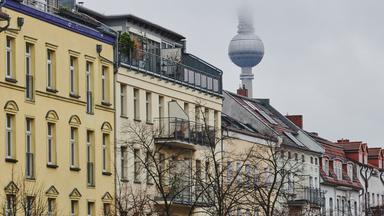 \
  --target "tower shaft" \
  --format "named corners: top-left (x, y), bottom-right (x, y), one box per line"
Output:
top-left (240, 67), bottom-right (254, 98)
